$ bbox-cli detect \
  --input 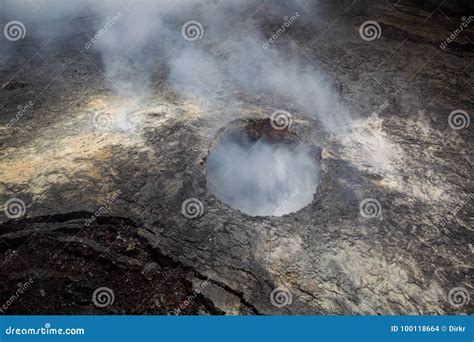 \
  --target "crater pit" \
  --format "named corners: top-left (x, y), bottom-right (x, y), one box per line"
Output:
top-left (206, 118), bottom-right (321, 216)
